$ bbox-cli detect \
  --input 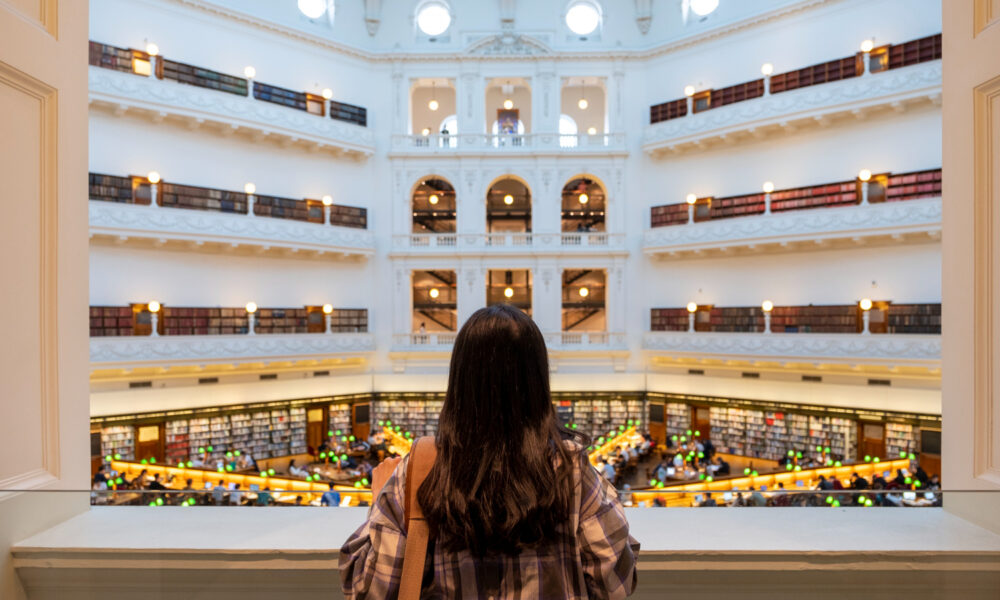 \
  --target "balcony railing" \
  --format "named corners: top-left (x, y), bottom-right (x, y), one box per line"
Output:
top-left (88, 57), bottom-right (375, 157)
top-left (643, 38), bottom-right (941, 156)
top-left (90, 332), bottom-right (375, 370)
top-left (389, 132), bottom-right (627, 155)
top-left (392, 232), bottom-right (627, 254)
top-left (392, 332), bottom-right (627, 352)
top-left (642, 331), bottom-right (940, 369)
